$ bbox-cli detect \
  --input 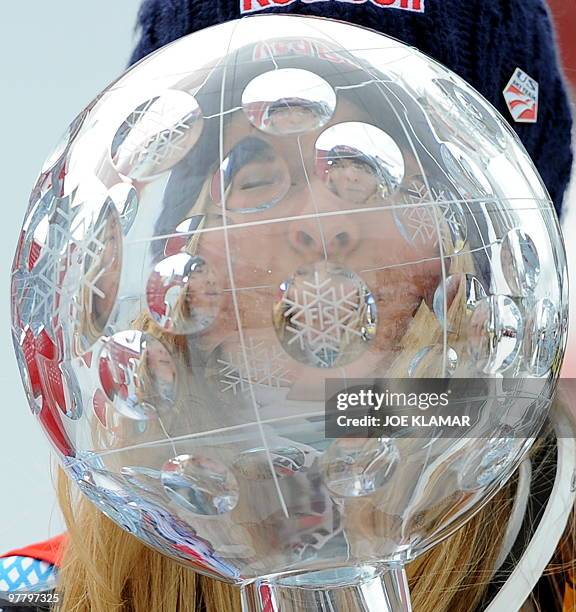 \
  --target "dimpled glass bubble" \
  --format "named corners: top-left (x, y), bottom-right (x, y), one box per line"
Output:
top-left (11, 15), bottom-right (567, 611)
